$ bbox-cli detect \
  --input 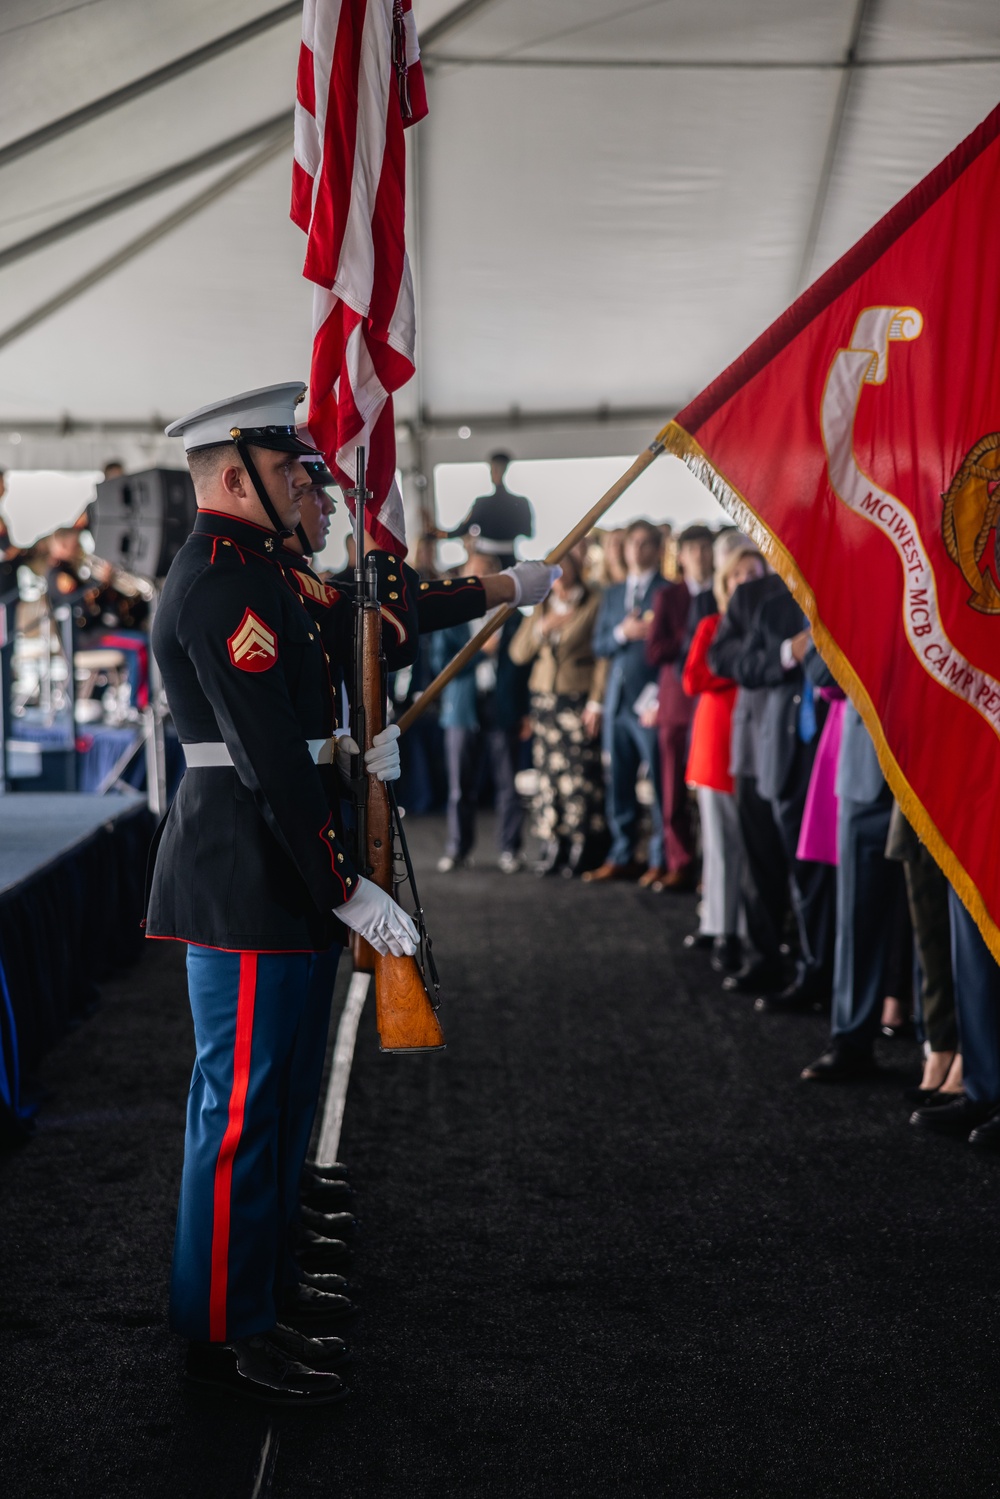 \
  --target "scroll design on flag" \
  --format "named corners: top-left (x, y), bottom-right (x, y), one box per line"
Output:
top-left (820, 306), bottom-right (1000, 741)
top-left (941, 432), bottom-right (1000, 614)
